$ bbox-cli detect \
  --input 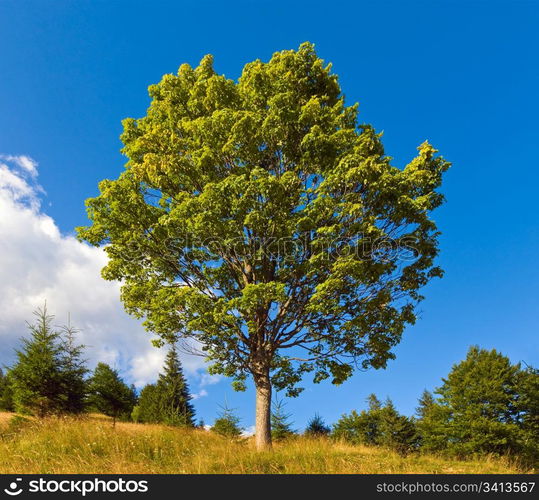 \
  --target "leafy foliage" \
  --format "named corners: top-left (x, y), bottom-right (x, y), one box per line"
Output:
top-left (517, 366), bottom-right (539, 463)
top-left (77, 41), bottom-right (449, 426)
top-left (87, 363), bottom-right (137, 424)
top-left (131, 404), bottom-right (141, 423)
